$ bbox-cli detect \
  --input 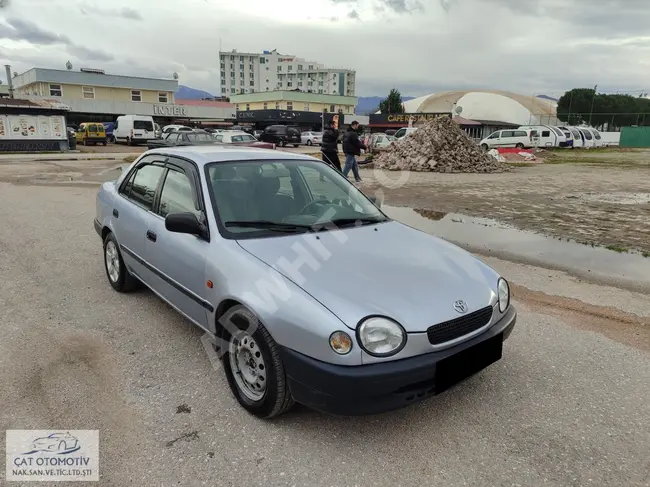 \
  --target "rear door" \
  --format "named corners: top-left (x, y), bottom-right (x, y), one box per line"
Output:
top-left (133, 119), bottom-right (154, 141)
top-left (112, 156), bottom-right (166, 281)
top-left (143, 157), bottom-right (212, 327)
